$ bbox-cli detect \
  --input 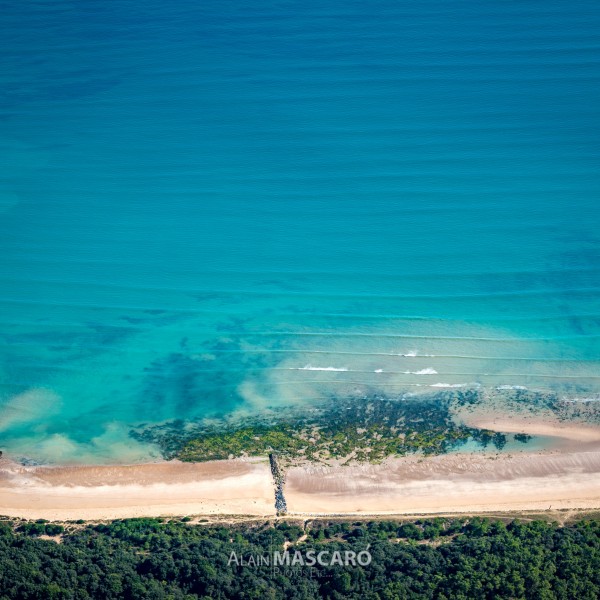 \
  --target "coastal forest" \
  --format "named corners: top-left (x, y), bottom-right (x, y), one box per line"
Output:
top-left (0, 516), bottom-right (598, 599)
